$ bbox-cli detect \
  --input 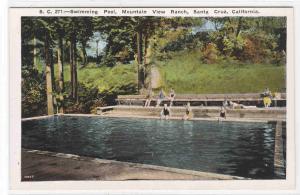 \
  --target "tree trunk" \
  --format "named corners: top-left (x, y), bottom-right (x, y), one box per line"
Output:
top-left (137, 31), bottom-right (143, 65)
top-left (70, 32), bottom-right (78, 102)
top-left (236, 17), bottom-right (243, 38)
top-left (69, 40), bottom-right (72, 65)
top-left (44, 33), bottom-right (54, 115)
top-left (137, 30), bottom-right (144, 92)
top-left (143, 34), bottom-right (150, 87)
top-left (57, 35), bottom-right (64, 113)
top-left (73, 40), bottom-right (78, 103)
top-left (70, 40), bottom-right (74, 97)
top-left (144, 34), bottom-right (148, 65)
top-left (50, 48), bottom-right (55, 92)
top-left (33, 36), bottom-right (37, 69)
top-left (81, 41), bottom-right (87, 66)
